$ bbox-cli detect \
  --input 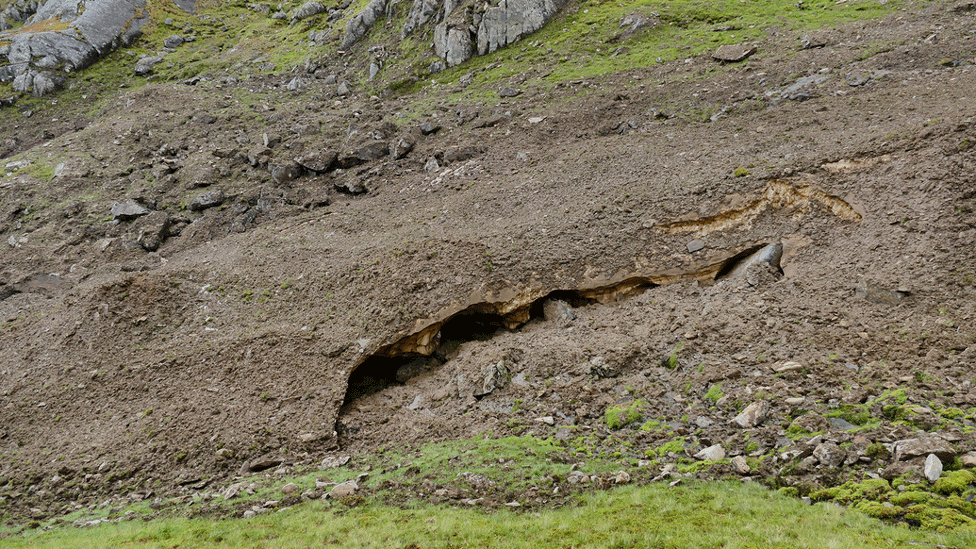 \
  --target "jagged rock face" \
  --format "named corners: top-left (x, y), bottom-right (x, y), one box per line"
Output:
top-left (476, 0), bottom-right (566, 56)
top-left (0, 0), bottom-right (149, 96)
top-left (355, 0), bottom-right (569, 67)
